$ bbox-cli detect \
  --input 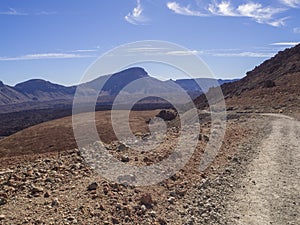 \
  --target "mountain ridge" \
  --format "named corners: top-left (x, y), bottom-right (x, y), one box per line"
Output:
top-left (0, 67), bottom-right (237, 112)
